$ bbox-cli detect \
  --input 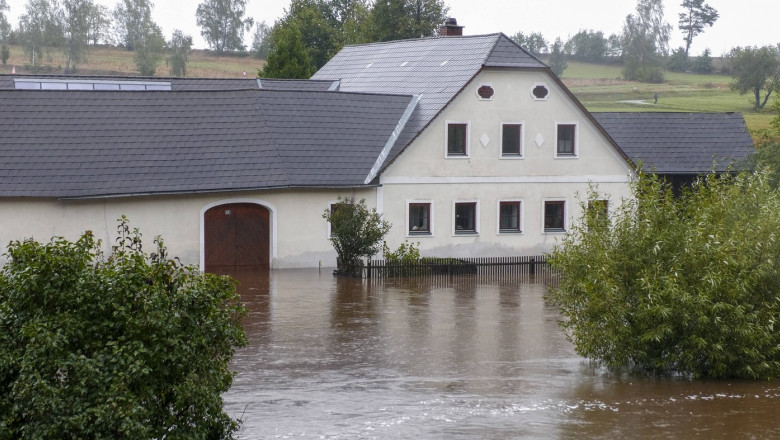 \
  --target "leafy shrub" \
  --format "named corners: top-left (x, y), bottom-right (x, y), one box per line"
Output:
top-left (324, 196), bottom-right (391, 276)
top-left (382, 240), bottom-right (420, 264)
top-left (549, 172), bottom-right (780, 379)
top-left (0, 217), bottom-right (247, 438)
